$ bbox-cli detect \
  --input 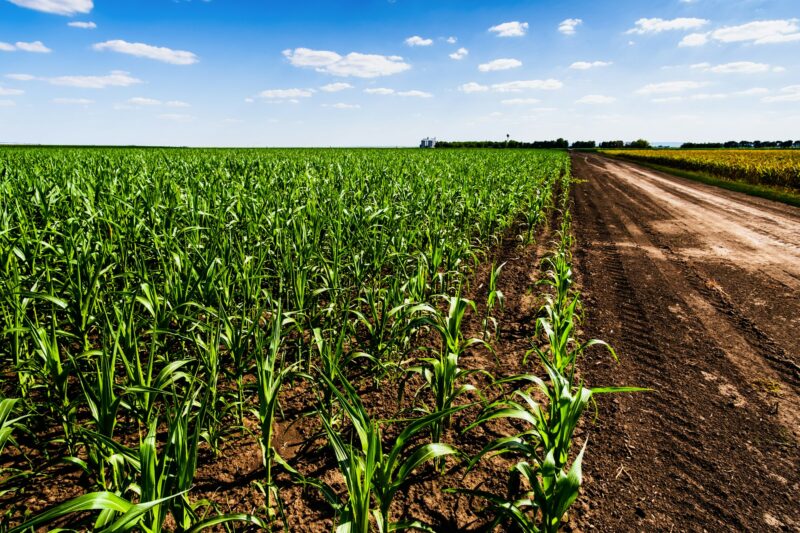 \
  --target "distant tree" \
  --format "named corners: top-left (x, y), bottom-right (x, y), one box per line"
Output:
top-left (571, 141), bottom-right (596, 149)
top-left (434, 139), bottom-right (570, 149)
top-left (627, 139), bottom-right (651, 149)
top-left (600, 140), bottom-right (625, 149)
